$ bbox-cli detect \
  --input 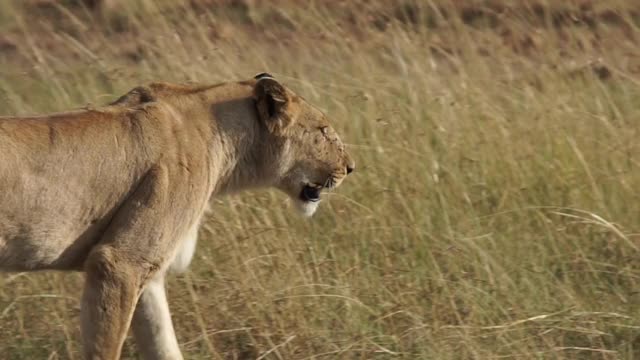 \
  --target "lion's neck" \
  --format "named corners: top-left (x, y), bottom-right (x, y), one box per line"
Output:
top-left (207, 98), bottom-right (276, 195)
